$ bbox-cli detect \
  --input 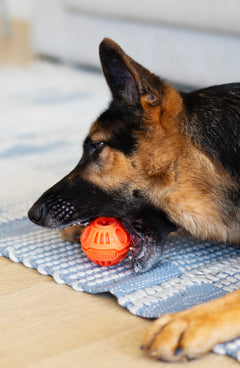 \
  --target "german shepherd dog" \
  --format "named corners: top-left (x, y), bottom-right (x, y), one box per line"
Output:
top-left (28, 38), bottom-right (240, 362)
